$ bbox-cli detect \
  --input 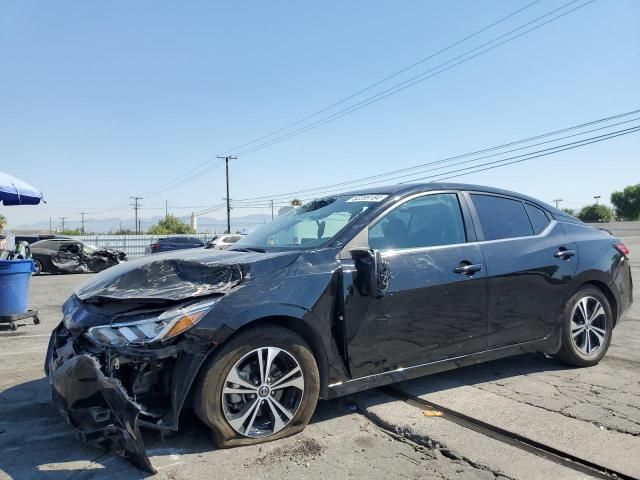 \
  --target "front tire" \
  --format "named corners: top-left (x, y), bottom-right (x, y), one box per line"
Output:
top-left (557, 287), bottom-right (613, 367)
top-left (194, 326), bottom-right (320, 448)
top-left (32, 259), bottom-right (43, 276)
